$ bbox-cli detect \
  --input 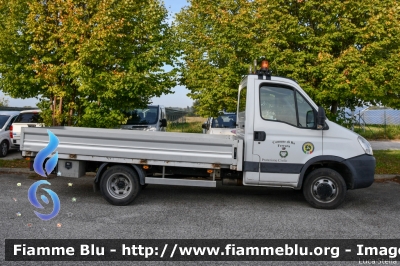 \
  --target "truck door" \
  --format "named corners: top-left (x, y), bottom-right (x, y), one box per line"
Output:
top-left (252, 80), bottom-right (322, 186)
